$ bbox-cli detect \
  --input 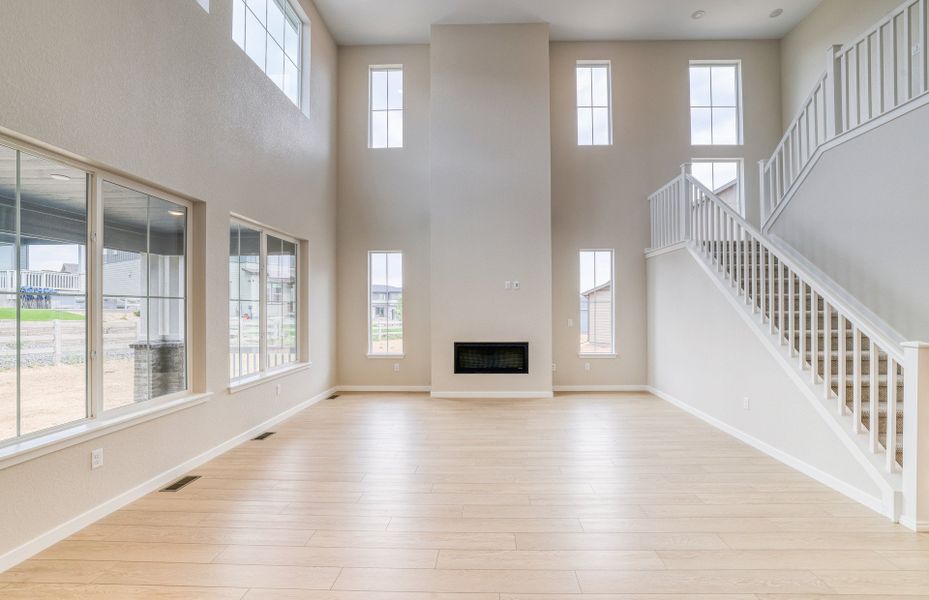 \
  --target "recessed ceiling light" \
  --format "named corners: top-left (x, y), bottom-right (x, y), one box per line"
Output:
top-left (691, 9), bottom-right (706, 19)
top-left (769, 8), bottom-right (784, 18)
top-left (168, 210), bottom-right (185, 216)
top-left (49, 173), bottom-right (71, 181)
